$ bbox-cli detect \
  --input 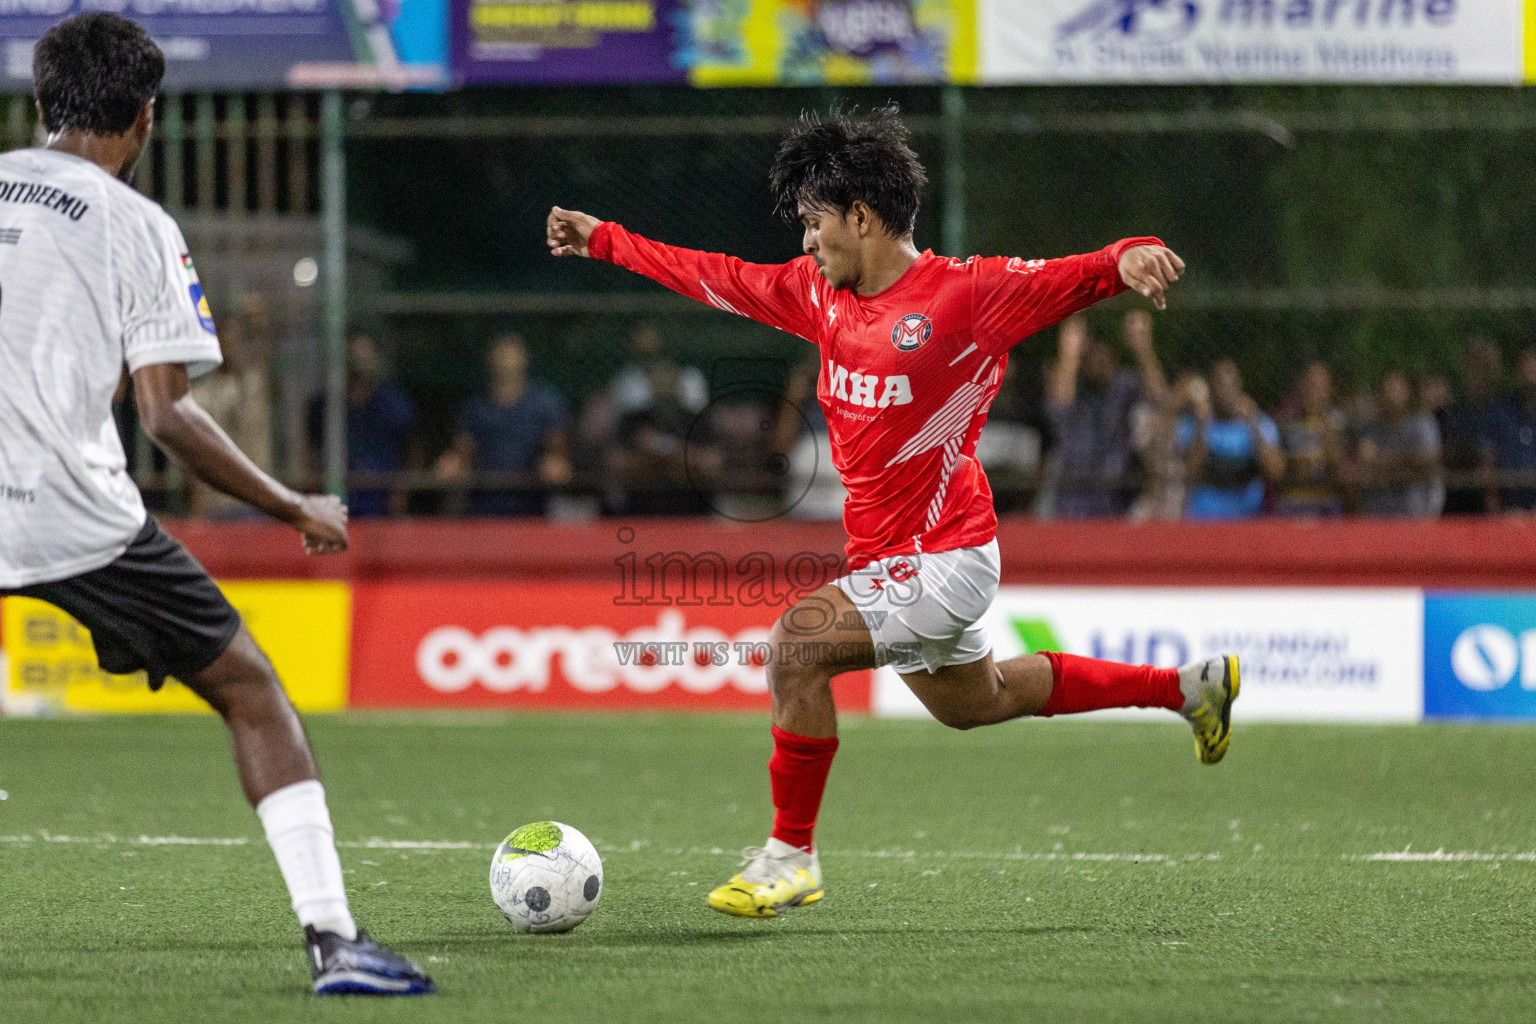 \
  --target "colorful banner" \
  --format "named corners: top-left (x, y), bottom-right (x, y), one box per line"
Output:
top-left (687, 0), bottom-right (975, 85)
top-left (978, 0), bottom-right (1525, 84)
top-left (453, 0), bottom-right (685, 83)
top-left (875, 587), bottom-right (1425, 723)
top-left (1, 582), bottom-right (350, 715)
top-left (0, 0), bottom-right (448, 92)
top-left (1423, 592), bottom-right (1536, 720)
top-left (20, 578), bottom-right (1536, 723)
top-left (350, 580), bottom-right (873, 711)
top-left (451, 0), bottom-right (975, 85)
